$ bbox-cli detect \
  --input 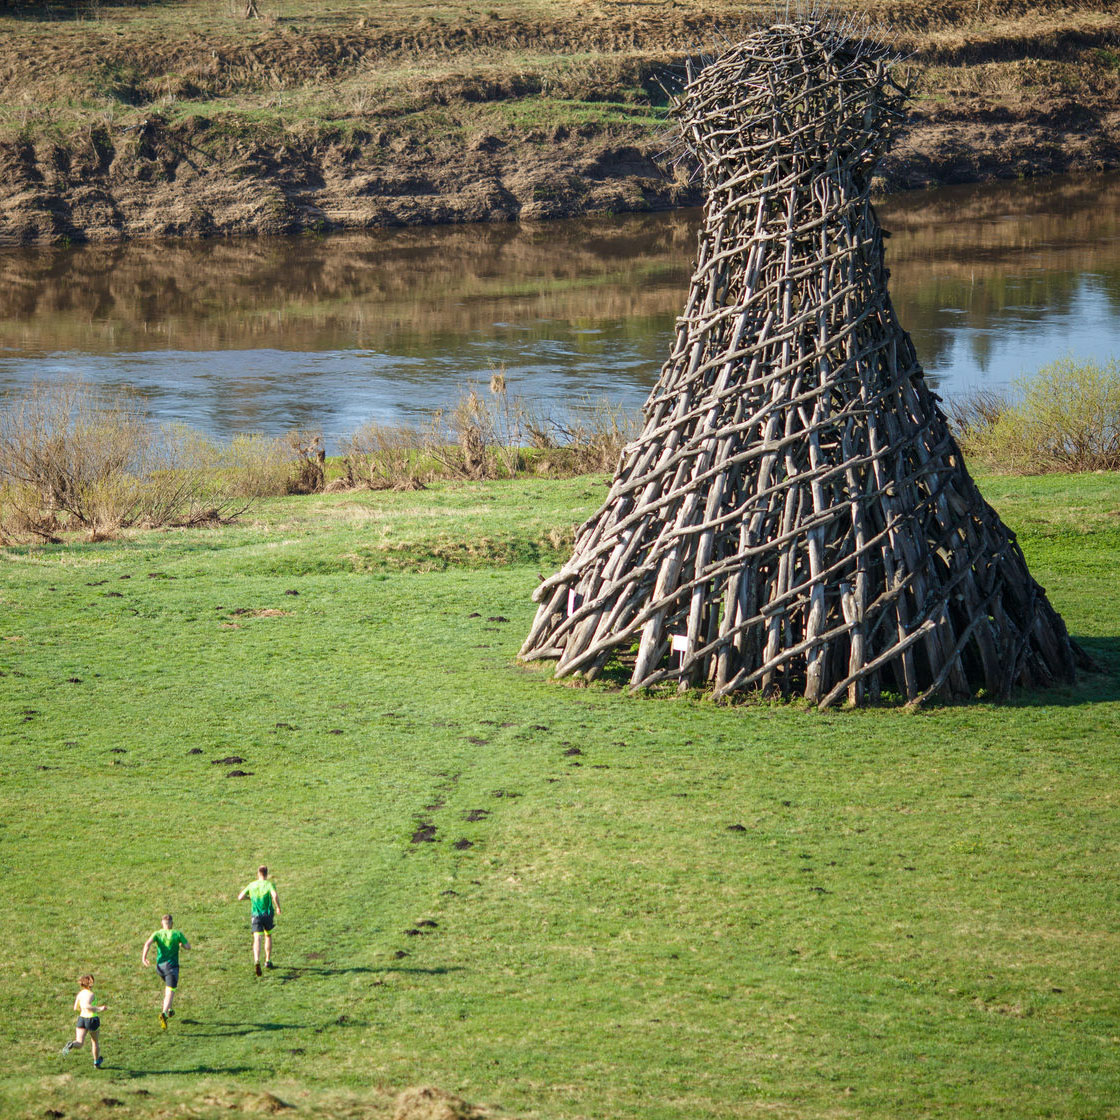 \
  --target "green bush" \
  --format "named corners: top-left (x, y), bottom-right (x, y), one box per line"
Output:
top-left (950, 357), bottom-right (1120, 473)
